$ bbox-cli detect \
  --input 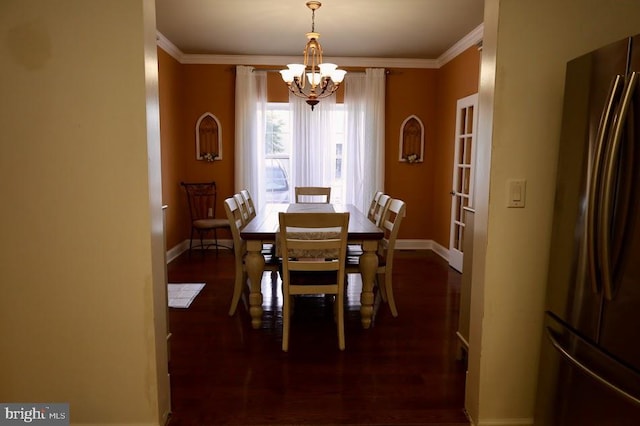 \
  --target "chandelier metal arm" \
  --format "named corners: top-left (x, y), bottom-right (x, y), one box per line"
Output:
top-left (280, 1), bottom-right (346, 110)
